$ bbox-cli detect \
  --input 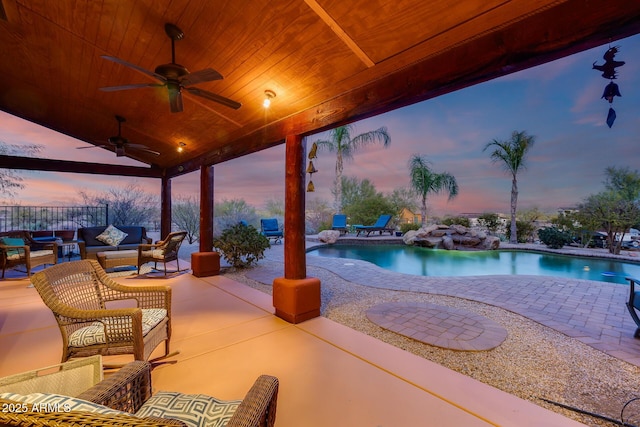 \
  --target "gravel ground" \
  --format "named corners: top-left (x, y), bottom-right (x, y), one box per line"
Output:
top-left (224, 260), bottom-right (640, 427)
